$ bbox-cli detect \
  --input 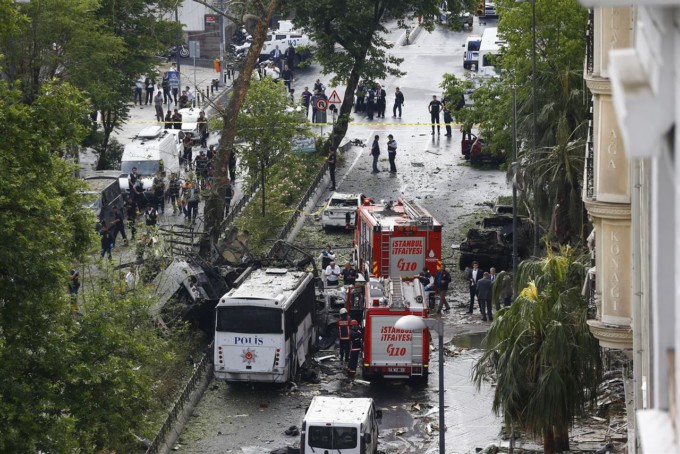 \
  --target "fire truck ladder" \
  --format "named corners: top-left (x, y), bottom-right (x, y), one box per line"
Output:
top-left (389, 277), bottom-right (405, 308)
top-left (402, 199), bottom-right (433, 226)
top-left (411, 329), bottom-right (424, 376)
top-left (380, 233), bottom-right (391, 276)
